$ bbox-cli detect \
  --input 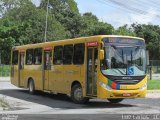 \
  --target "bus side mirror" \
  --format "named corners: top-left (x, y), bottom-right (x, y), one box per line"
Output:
top-left (146, 50), bottom-right (149, 66)
top-left (100, 50), bottom-right (104, 60)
